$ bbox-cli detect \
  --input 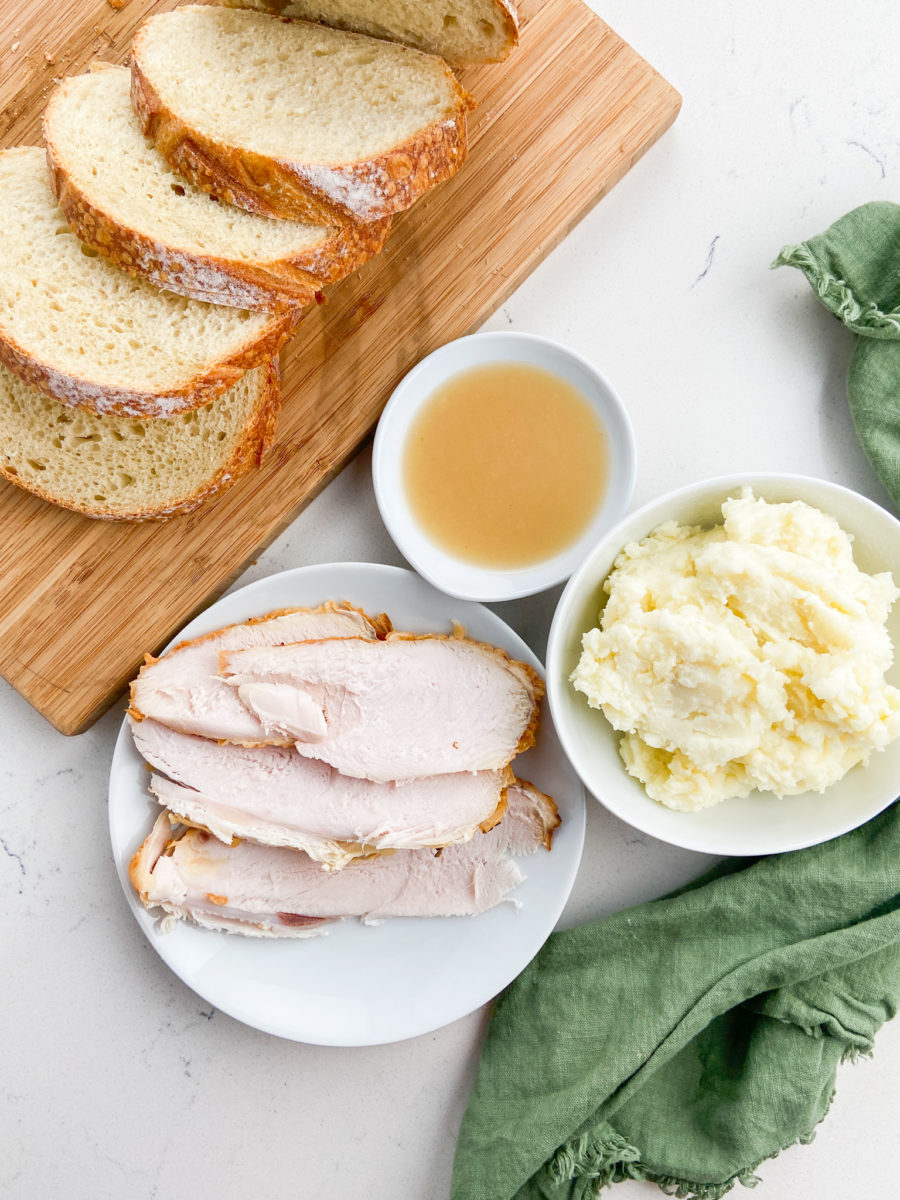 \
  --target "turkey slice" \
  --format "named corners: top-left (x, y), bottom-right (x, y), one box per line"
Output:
top-left (129, 781), bottom-right (560, 938)
top-left (129, 602), bottom-right (388, 743)
top-left (220, 630), bottom-right (543, 781)
top-left (130, 717), bottom-right (510, 869)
